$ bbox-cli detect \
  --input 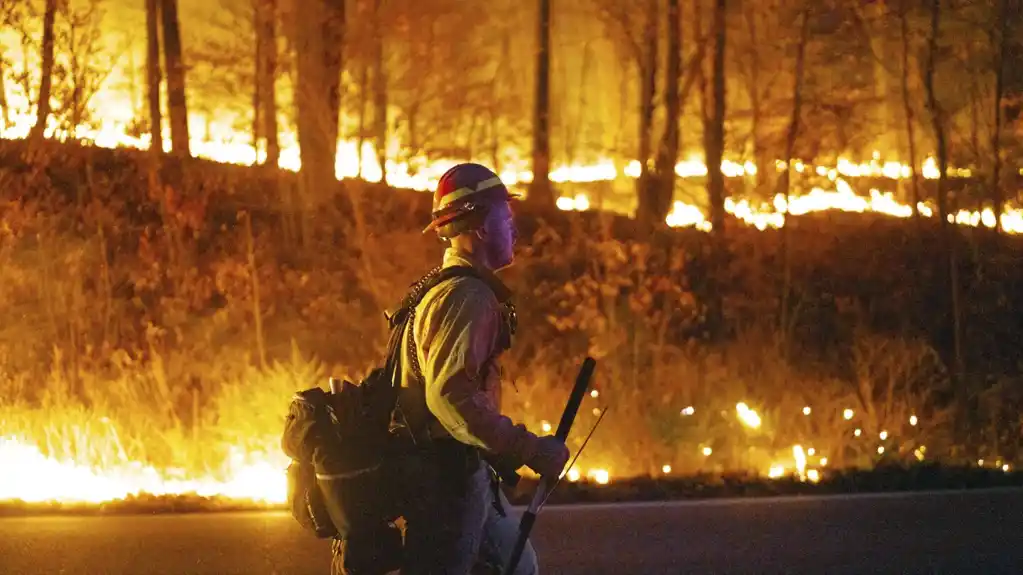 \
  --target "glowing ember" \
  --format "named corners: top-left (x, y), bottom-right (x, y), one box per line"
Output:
top-left (556, 193), bottom-right (591, 211)
top-left (736, 402), bottom-right (762, 429)
top-left (793, 445), bottom-right (808, 478)
top-left (588, 469), bottom-right (611, 485)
